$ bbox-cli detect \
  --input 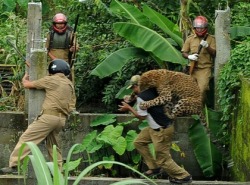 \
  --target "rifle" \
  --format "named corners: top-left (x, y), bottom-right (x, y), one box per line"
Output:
top-left (189, 33), bottom-right (208, 75)
top-left (68, 14), bottom-right (79, 68)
